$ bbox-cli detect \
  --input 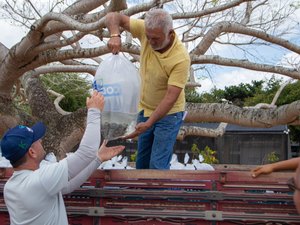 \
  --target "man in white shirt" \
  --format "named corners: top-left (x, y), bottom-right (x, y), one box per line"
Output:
top-left (0, 91), bottom-right (125, 225)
